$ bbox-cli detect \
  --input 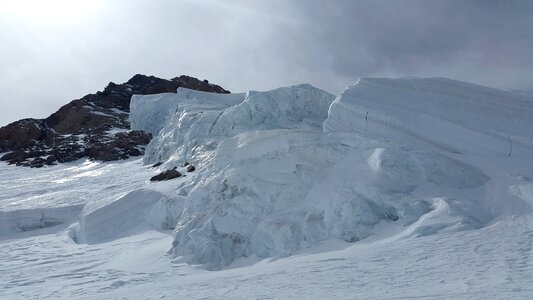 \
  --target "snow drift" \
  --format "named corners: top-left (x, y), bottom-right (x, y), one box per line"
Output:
top-left (0, 205), bottom-right (83, 236)
top-left (75, 189), bottom-right (181, 244)
top-left (126, 78), bottom-right (533, 269)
